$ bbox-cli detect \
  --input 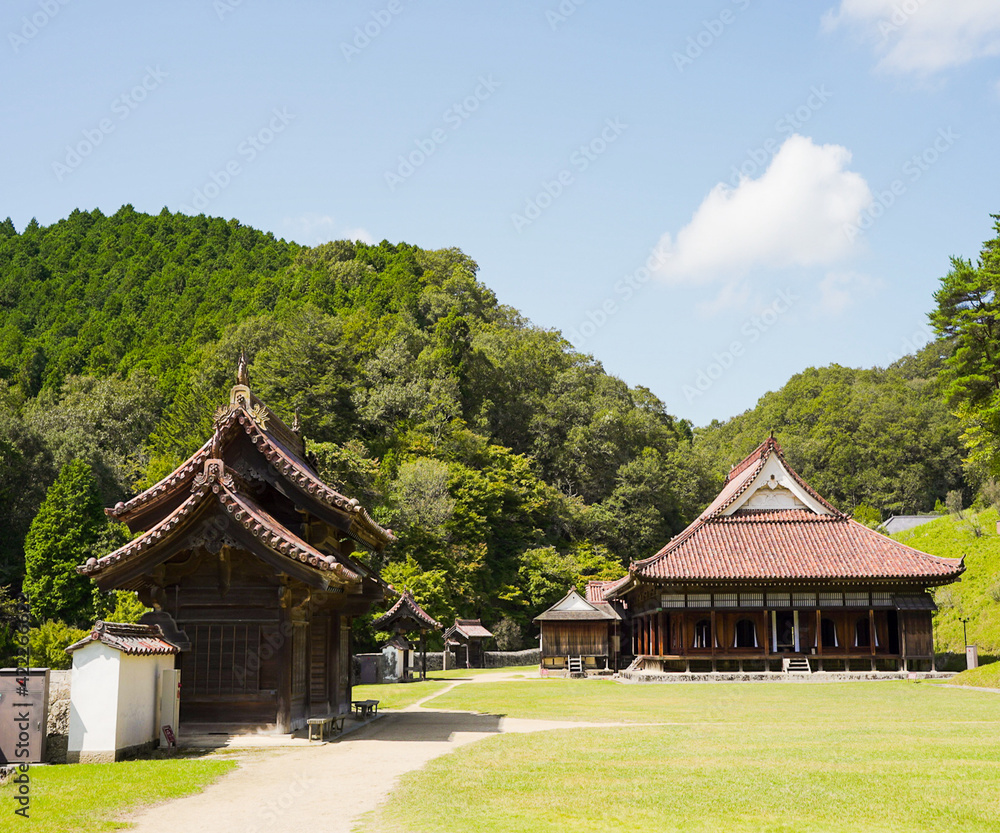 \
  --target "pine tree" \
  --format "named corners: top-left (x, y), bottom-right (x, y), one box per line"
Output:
top-left (23, 459), bottom-right (106, 625)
